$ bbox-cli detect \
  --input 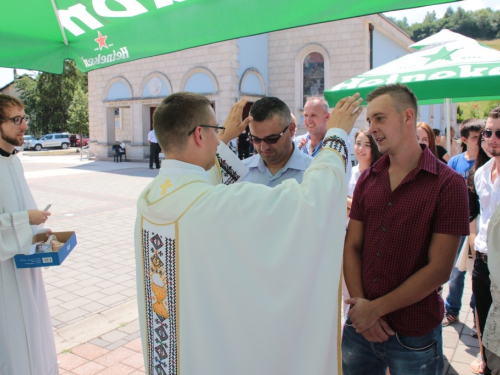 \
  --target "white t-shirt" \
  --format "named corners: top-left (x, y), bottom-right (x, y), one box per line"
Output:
top-left (347, 164), bottom-right (361, 198)
top-left (474, 158), bottom-right (500, 254)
